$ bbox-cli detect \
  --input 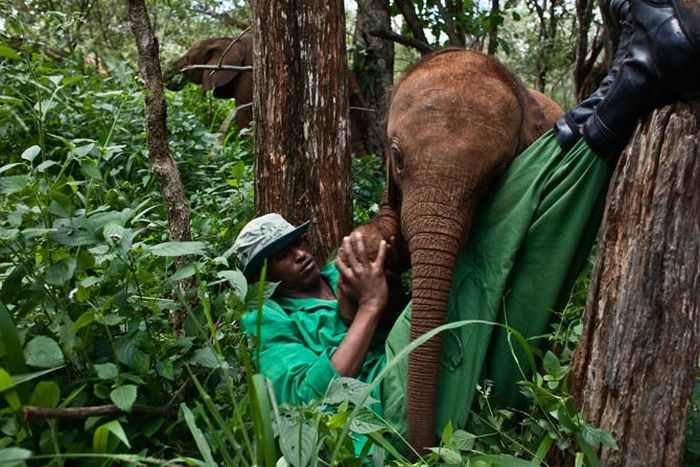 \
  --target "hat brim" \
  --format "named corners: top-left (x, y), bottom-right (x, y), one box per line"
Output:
top-left (242, 220), bottom-right (310, 279)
